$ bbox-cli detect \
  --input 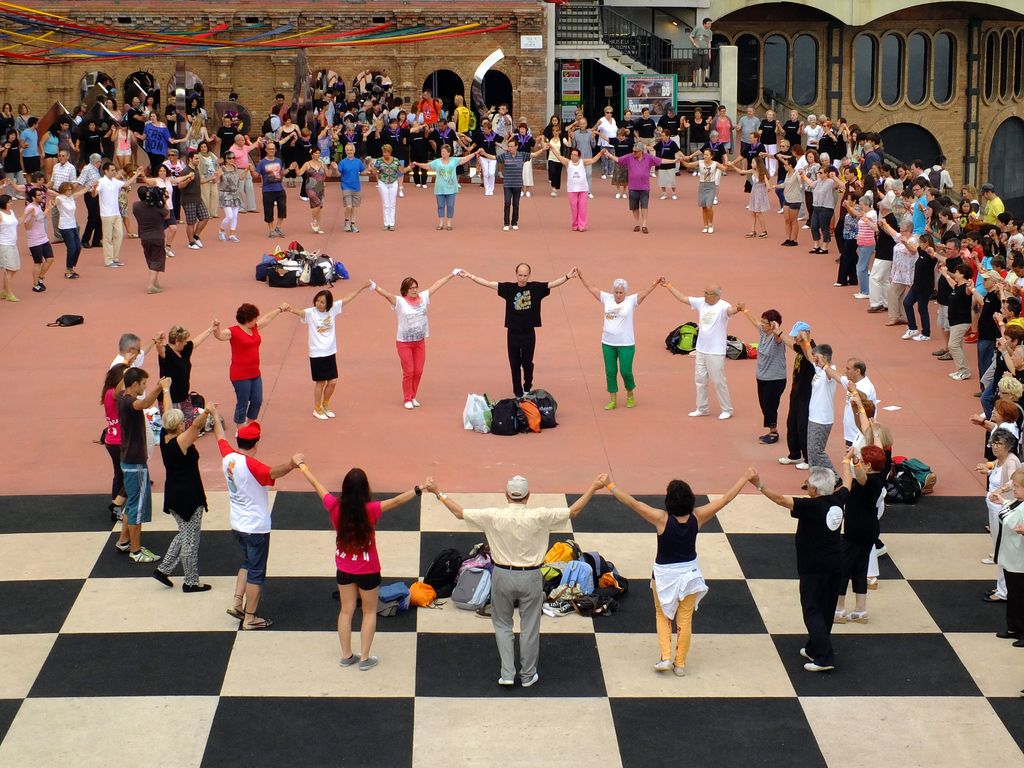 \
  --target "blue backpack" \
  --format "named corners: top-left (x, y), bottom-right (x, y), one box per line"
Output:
top-left (558, 560), bottom-right (595, 595)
